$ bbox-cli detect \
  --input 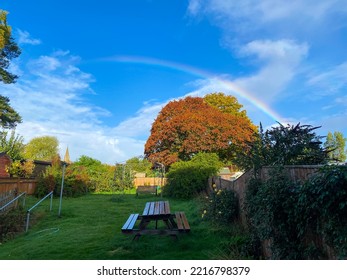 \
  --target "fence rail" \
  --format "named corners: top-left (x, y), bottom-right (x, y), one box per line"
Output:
top-left (25, 191), bottom-right (53, 232)
top-left (0, 192), bottom-right (26, 212)
top-left (0, 189), bottom-right (16, 208)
